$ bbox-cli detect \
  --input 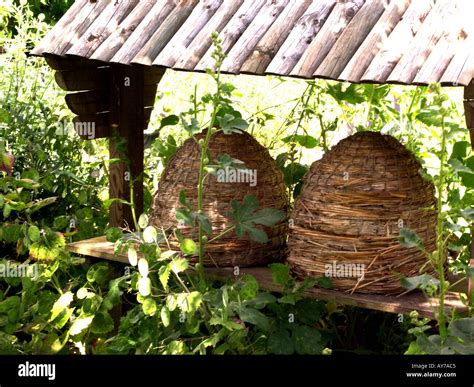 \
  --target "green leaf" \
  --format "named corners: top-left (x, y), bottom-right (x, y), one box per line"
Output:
top-left (159, 265), bottom-right (171, 290)
top-left (161, 306), bottom-right (171, 327)
top-left (238, 306), bottom-right (269, 331)
top-left (142, 298), bottom-right (157, 316)
top-left (296, 299), bottom-right (325, 325)
top-left (449, 317), bottom-right (474, 342)
top-left (269, 263), bottom-right (290, 286)
top-left (451, 141), bottom-right (470, 160)
top-left (196, 214), bottom-right (212, 235)
top-left (180, 238), bottom-right (197, 256)
top-left (50, 292), bottom-right (74, 322)
top-left (28, 225), bottom-right (41, 242)
top-left (179, 191), bottom-right (191, 209)
top-left (186, 291), bottom-right (203, 314)
top-left (292, 325), bottom-right (323, 355)
top-left (239, 275), bottom-right (259, 301)
top-left (69, 314), bottom-right (94, 336)
top-left (227, 195), bottom-right (285, 243)
top-left (160, 115), bottom-right (180, 129)
top-left (449, 159), bottom-right (474, 174)
top-left (143, 226), bottom-right (158, 243)
top-left (282, 135), bottom-right (318, 149)
top-left (461, 208), bottom-right (474, 221)
top-left (171, 257), bottom-right (189, 274)
top-left (138, 214), bottom-right (149, 229)
top-left (268, 328), bottom-right (294, 355)
top-left (106, 228), bottom-right (122, 242)
top-left (91, 312), bottom-right (114, 334)
top-left (400, 274), bottom-right (440, 291)
top-left (399, 228), bottom-right (425, 249)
